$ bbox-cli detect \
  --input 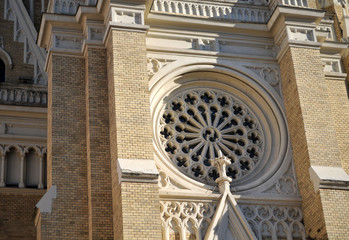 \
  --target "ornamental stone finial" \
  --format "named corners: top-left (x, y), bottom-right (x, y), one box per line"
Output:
top-left (211, 150), bottom-right (232, 194)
